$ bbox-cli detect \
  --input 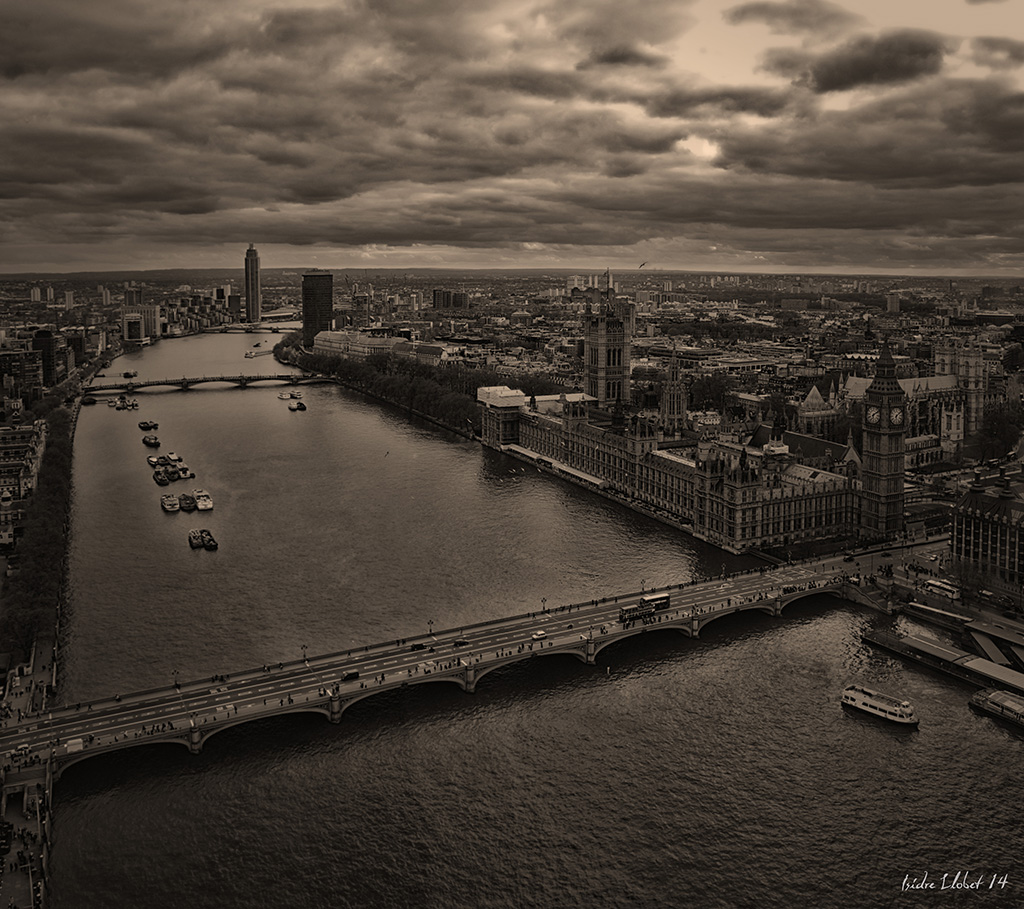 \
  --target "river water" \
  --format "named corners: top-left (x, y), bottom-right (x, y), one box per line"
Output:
top-left (50, 334), bottom-right (1020, 907)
